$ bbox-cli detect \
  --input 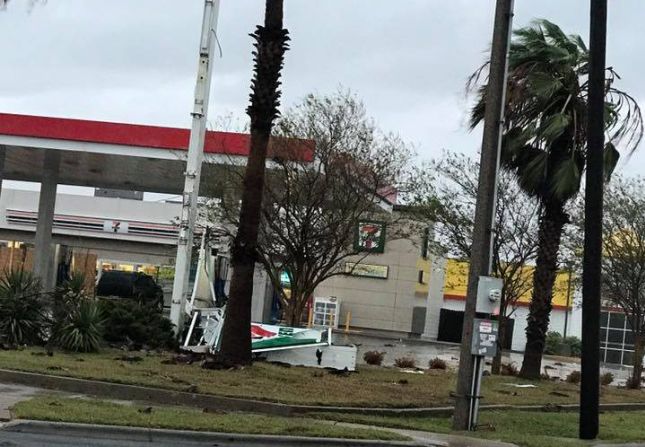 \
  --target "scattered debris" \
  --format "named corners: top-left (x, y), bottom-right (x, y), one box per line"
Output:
top-left (138, 406), bottom-right (153, 414)
top-left (549, 391), bottom-right (570, 397)
top-left (544, 365), bottom-right (555, 370)
top-left (114, 355), bottom-right (143, 363)
top-left (328, 367), bottom-right (351, 377)
top-left (541, 403), bottom-right (563, 413)
top-left (398, 379), bottom-right (409, 385)
top-left (384, 343), bottom-right (395, 347)
top-left (185, 384), bottom-right (199, 393)
top-left (475, 423), bottom-right (496, 432)
top-left (503, 383), bottom-right (537, 388)
top-left (47, 401), bottom-right (62, 406)
top-left (46, 366), bottom-right (69, 372)
top-left (75, 358), bottom-right (85, 362)
top-left (202, 407), bottom-right (226, 414)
